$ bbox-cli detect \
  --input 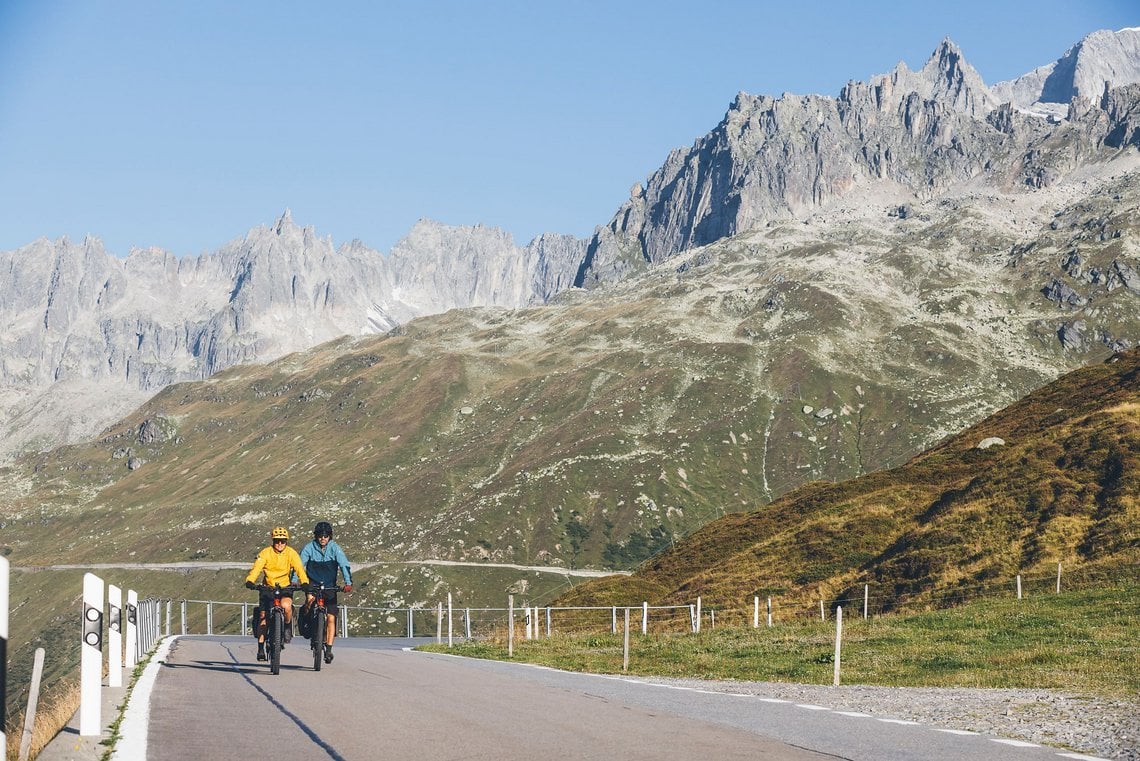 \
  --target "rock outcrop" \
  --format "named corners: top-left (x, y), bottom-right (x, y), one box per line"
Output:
top-left (574, 30), bottom-right (1140, 288)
